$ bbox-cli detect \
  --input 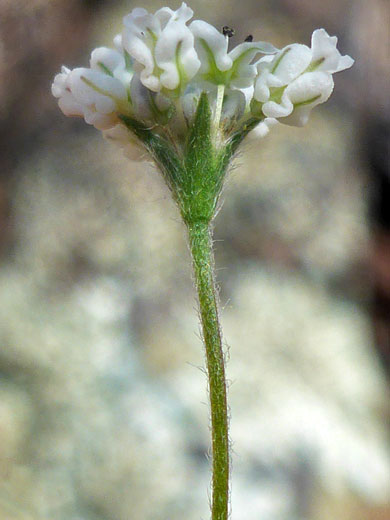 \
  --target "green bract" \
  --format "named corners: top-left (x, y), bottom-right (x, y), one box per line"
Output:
top-left (120, 94), bottom-right (257, 223)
